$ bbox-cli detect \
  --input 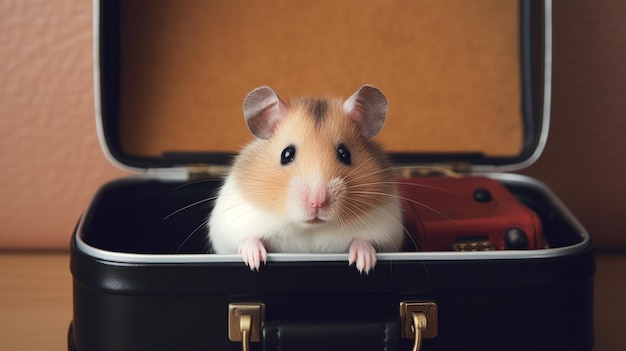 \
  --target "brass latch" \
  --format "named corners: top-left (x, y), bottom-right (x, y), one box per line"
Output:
top-left (400, 301), bottom-right (438, 351)
top-left (453, 237), bottom-right (495, 251)
top-left (228, 302), bottom-right (265, 351)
